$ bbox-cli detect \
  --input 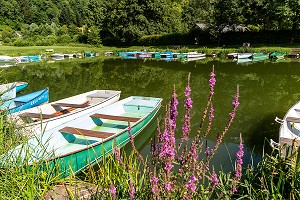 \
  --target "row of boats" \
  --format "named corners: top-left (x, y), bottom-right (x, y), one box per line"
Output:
top-left (117, 50), bottom-right (291, 63)
top-left (117, 51), bottom-right (208, 62)
top-left (0, 52), bottom-right (98, 68)
top-left (0, 82), bottom-right (162, 177)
